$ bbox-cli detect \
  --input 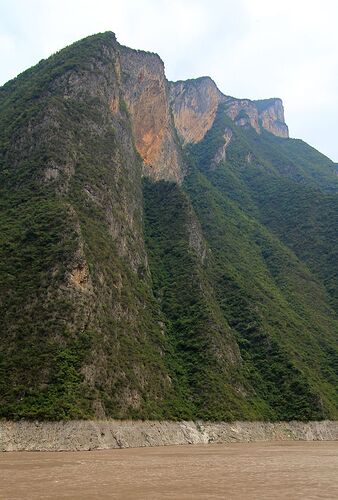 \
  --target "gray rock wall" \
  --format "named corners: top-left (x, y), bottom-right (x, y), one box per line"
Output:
top-left (1, 420), bottom-right (337, 452)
